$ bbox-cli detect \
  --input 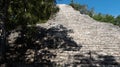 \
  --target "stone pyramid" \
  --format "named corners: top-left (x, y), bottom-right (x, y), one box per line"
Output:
top-left (37, 4), bottom-right (120, 66)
